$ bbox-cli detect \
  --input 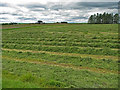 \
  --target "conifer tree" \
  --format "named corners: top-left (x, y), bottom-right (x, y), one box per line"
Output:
top-left (88, 12), bottom-right (119, 24)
